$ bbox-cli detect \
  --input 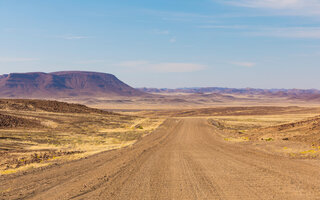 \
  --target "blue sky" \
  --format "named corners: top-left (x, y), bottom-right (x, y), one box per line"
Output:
top-left (1, 0), bottom-right (320, 89)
